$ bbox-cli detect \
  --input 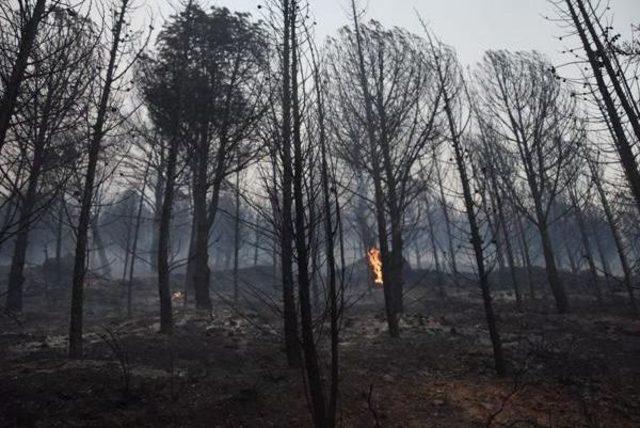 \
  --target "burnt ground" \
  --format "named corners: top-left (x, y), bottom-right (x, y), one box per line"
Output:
top-left (1, 268), bottom-right (640, 427)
